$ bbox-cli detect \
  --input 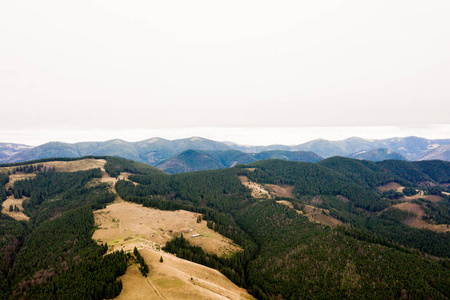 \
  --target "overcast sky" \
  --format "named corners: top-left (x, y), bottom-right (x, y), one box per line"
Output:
top-left (1, 0), bottom-right (449, 145)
